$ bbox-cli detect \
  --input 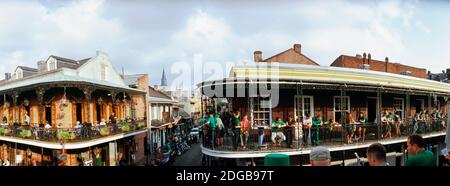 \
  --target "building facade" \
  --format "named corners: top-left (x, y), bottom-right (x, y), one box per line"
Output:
top-left (0, 51), bottom-right (148, 166)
